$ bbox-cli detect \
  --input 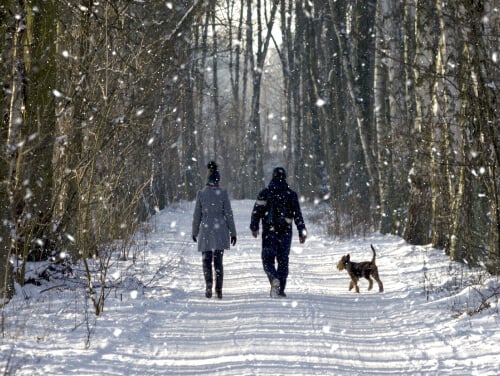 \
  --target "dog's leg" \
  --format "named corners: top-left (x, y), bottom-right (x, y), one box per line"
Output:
top-left (354, 282), bottom-right (360, 293)
top-left (373, 270), bottom-right (384, 292)
top-left (367, 277), bottom-right (373, 291)
top-left (350, 277), bottom-right (360, 293)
